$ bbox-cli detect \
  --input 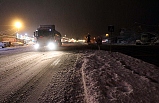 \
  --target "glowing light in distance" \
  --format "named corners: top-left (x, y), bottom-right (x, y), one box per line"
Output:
top-left (15, 22), bottom-right (22, 28)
